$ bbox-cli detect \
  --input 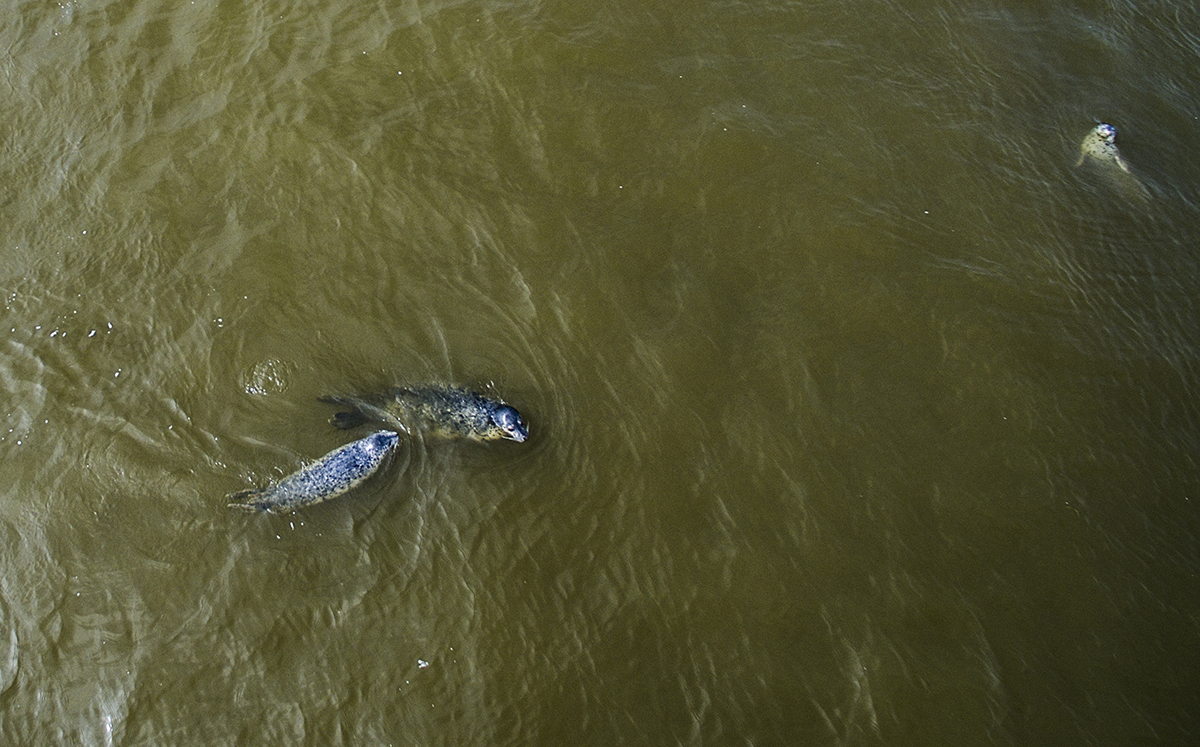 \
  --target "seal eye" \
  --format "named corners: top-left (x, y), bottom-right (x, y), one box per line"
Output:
top-left (493, 405), bottom-right (528, 442)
